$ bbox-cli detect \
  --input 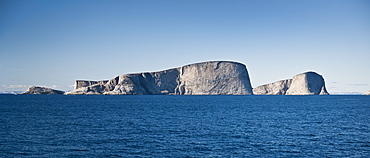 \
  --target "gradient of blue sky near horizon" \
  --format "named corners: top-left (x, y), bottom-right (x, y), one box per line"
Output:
top-left (1, 0), bottom-right (369, 93)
